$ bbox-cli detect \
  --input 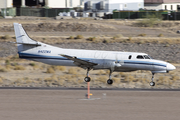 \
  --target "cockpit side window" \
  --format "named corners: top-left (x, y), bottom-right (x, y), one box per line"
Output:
top-left (129, 55), bottom-right (132, 59)
top-left (137, 55), bottom-right (144, 59)
top-left (148, 55), bottom-right (153, 59)
top-left (144, 55), bottom-right (150, 59)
